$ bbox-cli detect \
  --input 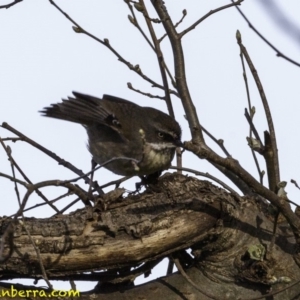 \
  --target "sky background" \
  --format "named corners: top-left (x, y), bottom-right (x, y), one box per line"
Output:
top-left (0, 0), bottom-right (300, 292)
